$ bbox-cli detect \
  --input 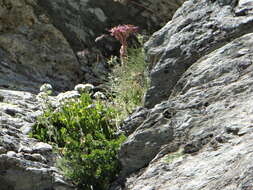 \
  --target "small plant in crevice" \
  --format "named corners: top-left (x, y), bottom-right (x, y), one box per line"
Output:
top-left (164, 149), bottom-right (183, 163)
top-left (108, 35), bottom-right (149, 123)
top-left (30, 93), bottom-right (125, 190)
